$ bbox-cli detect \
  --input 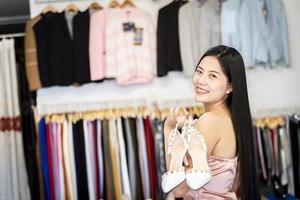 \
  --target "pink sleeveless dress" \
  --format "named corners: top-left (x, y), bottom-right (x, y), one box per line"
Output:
top-left (183, 155), bottom-right (238, 200)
